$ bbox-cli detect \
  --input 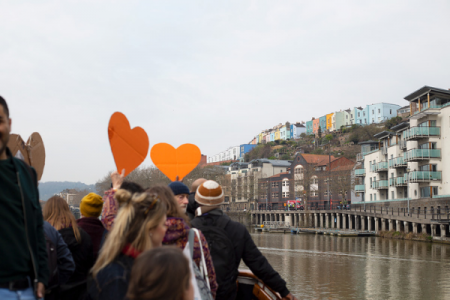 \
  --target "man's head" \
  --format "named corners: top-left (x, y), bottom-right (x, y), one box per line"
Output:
top-left (190, 178), bottom-right (207, 193)
top-left (195, 180), bottom-right (224, 207)
top-left (0, 96), bottom-right (11, 160)
top-left (168, 181), bottom-right (190, 212)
